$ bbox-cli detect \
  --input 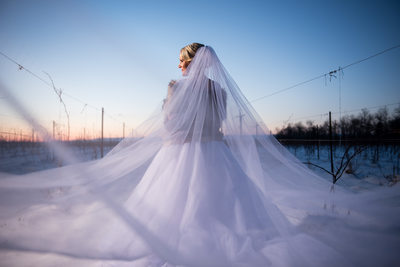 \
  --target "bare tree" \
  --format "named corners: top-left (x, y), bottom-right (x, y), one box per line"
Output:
top-left (304, 144), bottom-right (366, 184)
top-left (44, 72), bottom-right (70, 141)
